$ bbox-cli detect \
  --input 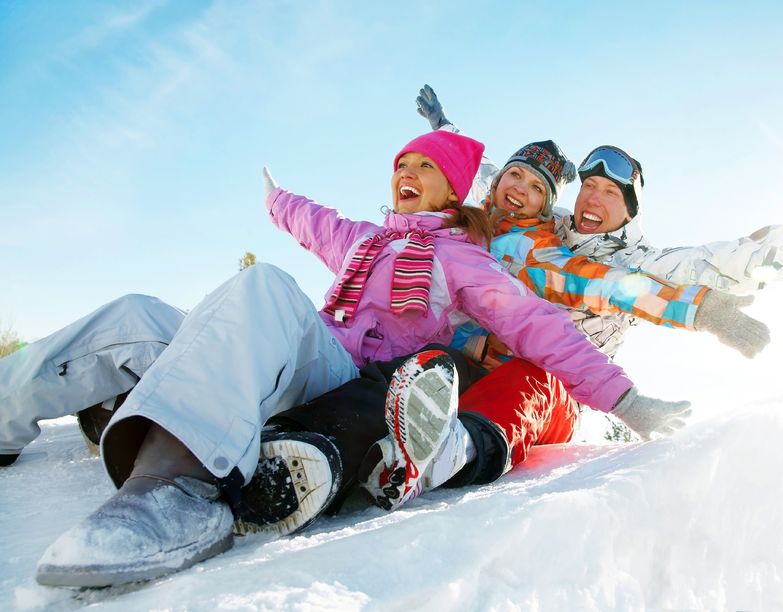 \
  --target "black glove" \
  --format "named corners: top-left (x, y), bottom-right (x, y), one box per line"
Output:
top-left (416, 84), bottom-right (451, 130)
